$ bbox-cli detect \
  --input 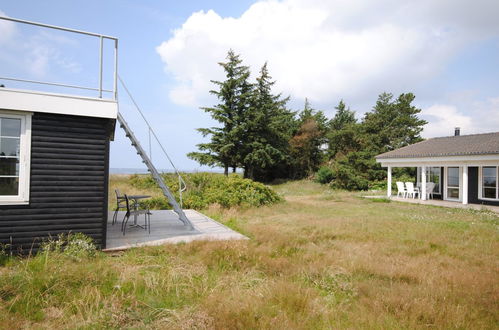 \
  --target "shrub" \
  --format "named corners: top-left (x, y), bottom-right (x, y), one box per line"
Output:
top-left (41, 232), bottom-right (97, 260)
top-left (131, 173), bottom-right (282, 210)
top-left (0, 244), bottom-right (10, 266)
top-left (315, 166), bottom-right (334, 184)
top-left (330, 163), bottom-right (369, 191)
